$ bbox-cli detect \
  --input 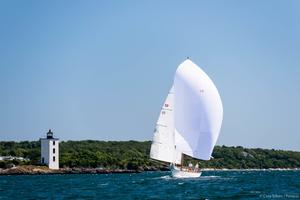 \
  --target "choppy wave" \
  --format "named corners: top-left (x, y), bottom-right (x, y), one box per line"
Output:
top-left (0, 171), bottom-right (299, 199)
